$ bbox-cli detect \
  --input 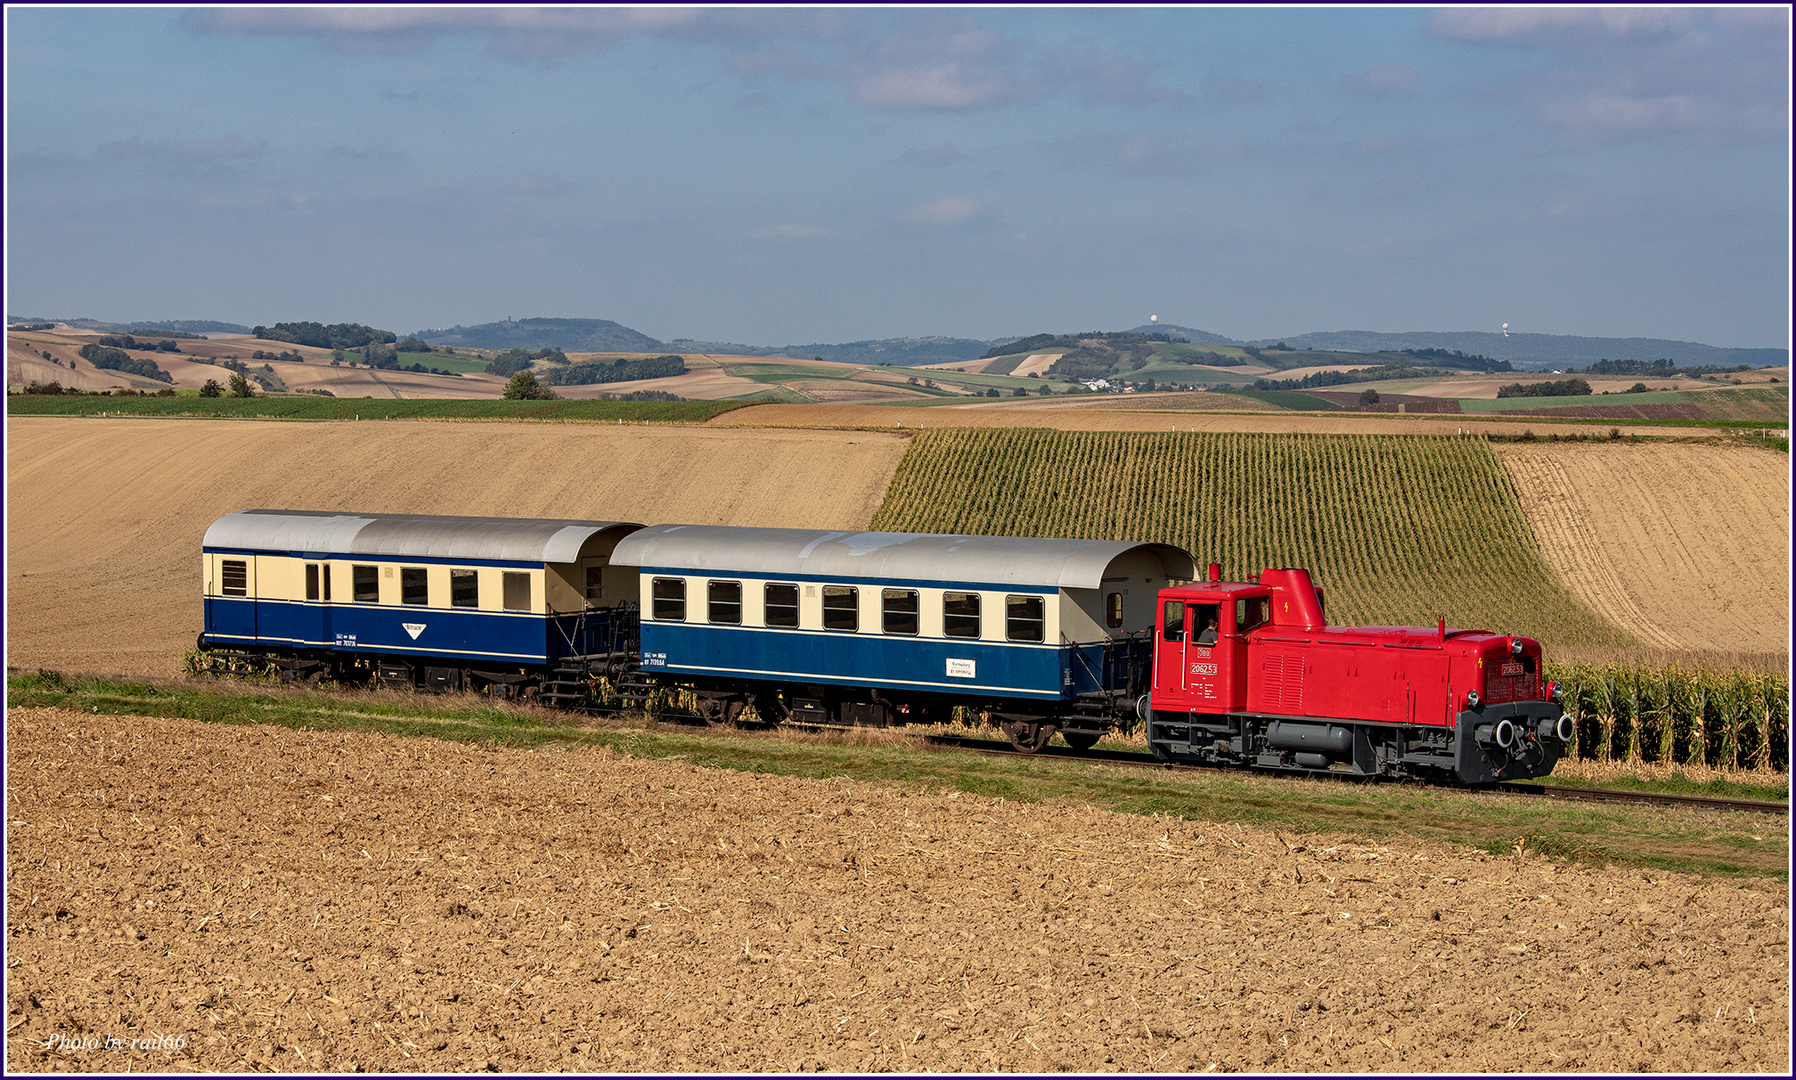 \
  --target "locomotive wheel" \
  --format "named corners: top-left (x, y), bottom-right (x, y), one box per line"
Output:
top-left (1061, 731), bottom-right (1101, 751)
top-left (1004, 720), bottom-right (1055, 754)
